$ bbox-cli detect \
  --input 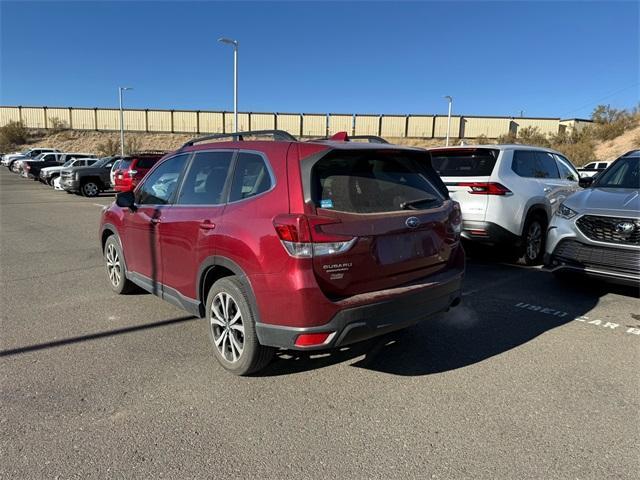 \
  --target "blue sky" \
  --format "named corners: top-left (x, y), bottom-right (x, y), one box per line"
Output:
top-left (1, 1), bottom-right (638, 118)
